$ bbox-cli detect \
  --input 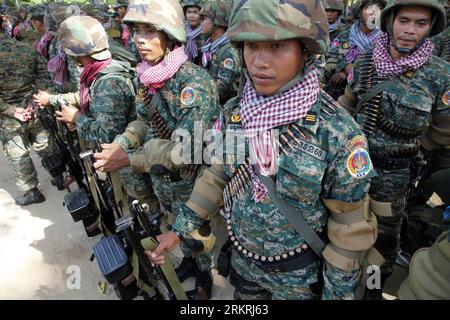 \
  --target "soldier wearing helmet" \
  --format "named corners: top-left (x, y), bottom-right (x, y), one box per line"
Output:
top-left (324, 0), bottom-right (346, 41)
top-left (432, 0), bottom-right (450, 61)
top-left (199, 0), bottom-right (241, 104)
top-left (338, 0), bottom-right (450, 299)
top-left (146, 0), bottom-right (380, 300)
top-left (325, 0), bottom-right (386, 100)
top-left (92, 0), bottom-right (221, 300)
top-left (182, 0), bottom-right (208, 64)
